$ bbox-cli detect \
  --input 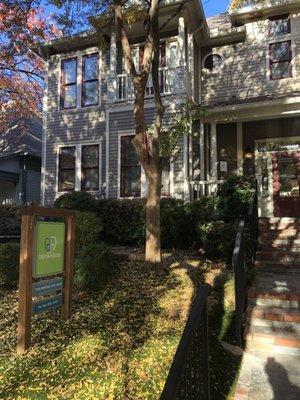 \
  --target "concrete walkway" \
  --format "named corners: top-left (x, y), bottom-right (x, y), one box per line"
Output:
top-left (234, 351), bottom-right (300, 400)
